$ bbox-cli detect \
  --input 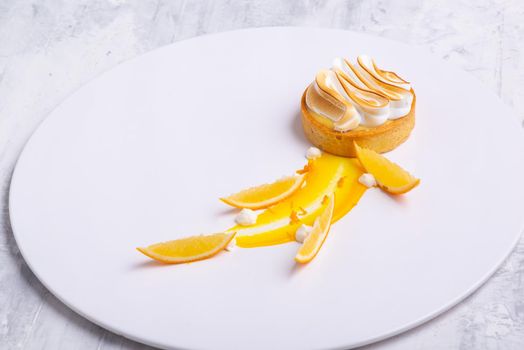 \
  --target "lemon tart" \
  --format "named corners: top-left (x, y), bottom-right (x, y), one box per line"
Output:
top-left (301, 55), bottom-right (415, 157)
